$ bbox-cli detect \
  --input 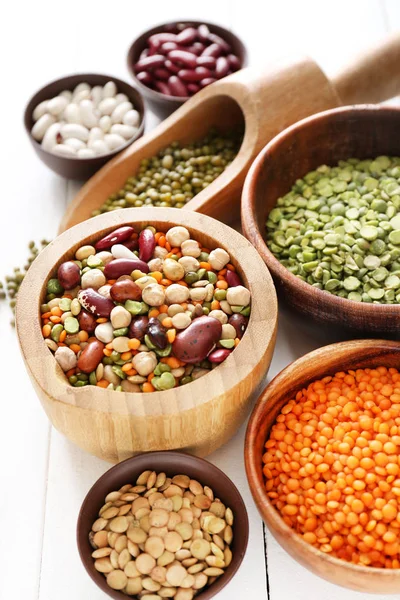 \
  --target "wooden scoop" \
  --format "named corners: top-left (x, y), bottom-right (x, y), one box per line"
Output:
top-left (60, 34), bottom-right (400, 232)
